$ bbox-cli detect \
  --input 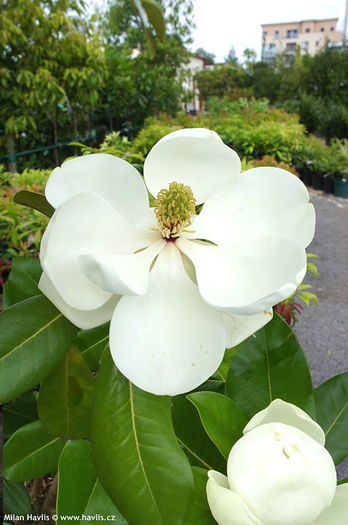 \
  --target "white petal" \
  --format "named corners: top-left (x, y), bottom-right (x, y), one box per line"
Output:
top-left (313, 484), bottom-right (348, 525)
top-left (144, 128), bottom-right (241, 204)
top-left (42, 192), bottom-right (160, 310)
top-left (193, 167), bottom-right (315, 248)
top-left (223, 309), bottom-right (273, 348)
top-left (79, 239), bottom-right (165, 296)
top-left (45, 153), bottom-right (150, 225)
top-left (109, 242), bottom-right (225, 396)
top-left (243, 399), bottom-right (325, 446)
top-left (206, 471), bottom-right (263, 525)
top-left (39, 272), bottom-right (119, 329)
top-left (177, 237), bottom-right (307, 315)
top-left (227, 423), bottom-right (337, 525)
